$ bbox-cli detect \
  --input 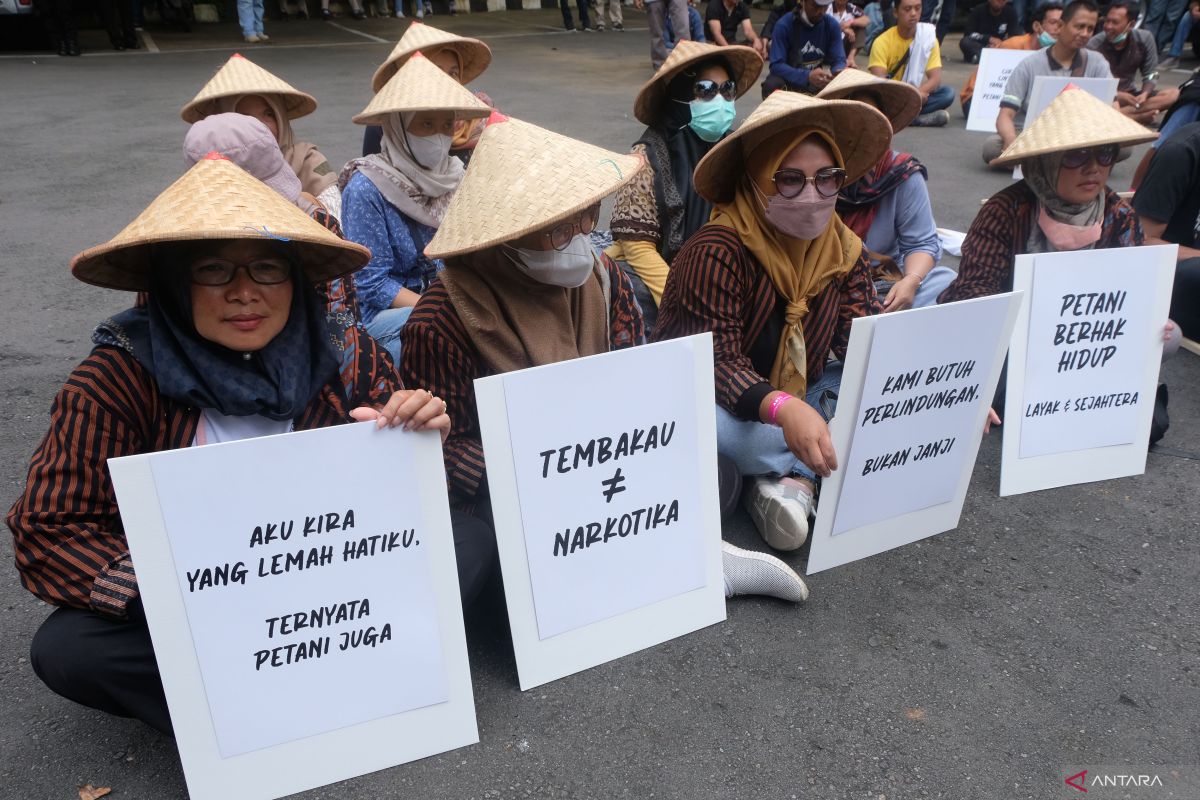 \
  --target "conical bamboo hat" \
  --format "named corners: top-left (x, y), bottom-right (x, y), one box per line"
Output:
top-left (181, 53), bottom-right (317, 123)
top-left (817, 68), bottom-right (922, 134)
top-left (371, 21), bottom-right (492, 93)
top-left (633, 40), bottom-right (764, 125)
top-left (355, 52), bottom-right (492, 125)
top-left (425, 114), bottom-right (644, 259)
top-left (992, 85), bottom-right (1158, 166)
top-left (72, 154), bottom-right (369, 291)
top-left (693, 91), bottom-right (891, 203)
